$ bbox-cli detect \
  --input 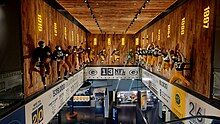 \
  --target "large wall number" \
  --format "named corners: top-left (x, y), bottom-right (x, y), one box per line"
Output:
top-left (135, 38), bottom-right (139, 46)
top-left (54, 23), bottom-right (57, 36)
top-left (71, 31), bottom-right (74, 42)
top-left (93, 38), bottom-right (97, 46)
top-left (181, 17), bottom-right (185, 35)
top-left (37, 14), bottom-right (43, 32)
top-left (189, 102), bottom-right (205, 123)
top-left (121, 38), bottom-right (125, 46)
top-left (108, 38), bottom-right (111, 45)
top-left (32, 105), bottom-right (44, 124)
top-left (203, 6), bottom-right (210, 29)
top-left (167, 24), bottom-right (171, 38)
top-left (64, 27), bottom-right (67, 40)
top-left (158, 29), bottom-right (160, 41)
